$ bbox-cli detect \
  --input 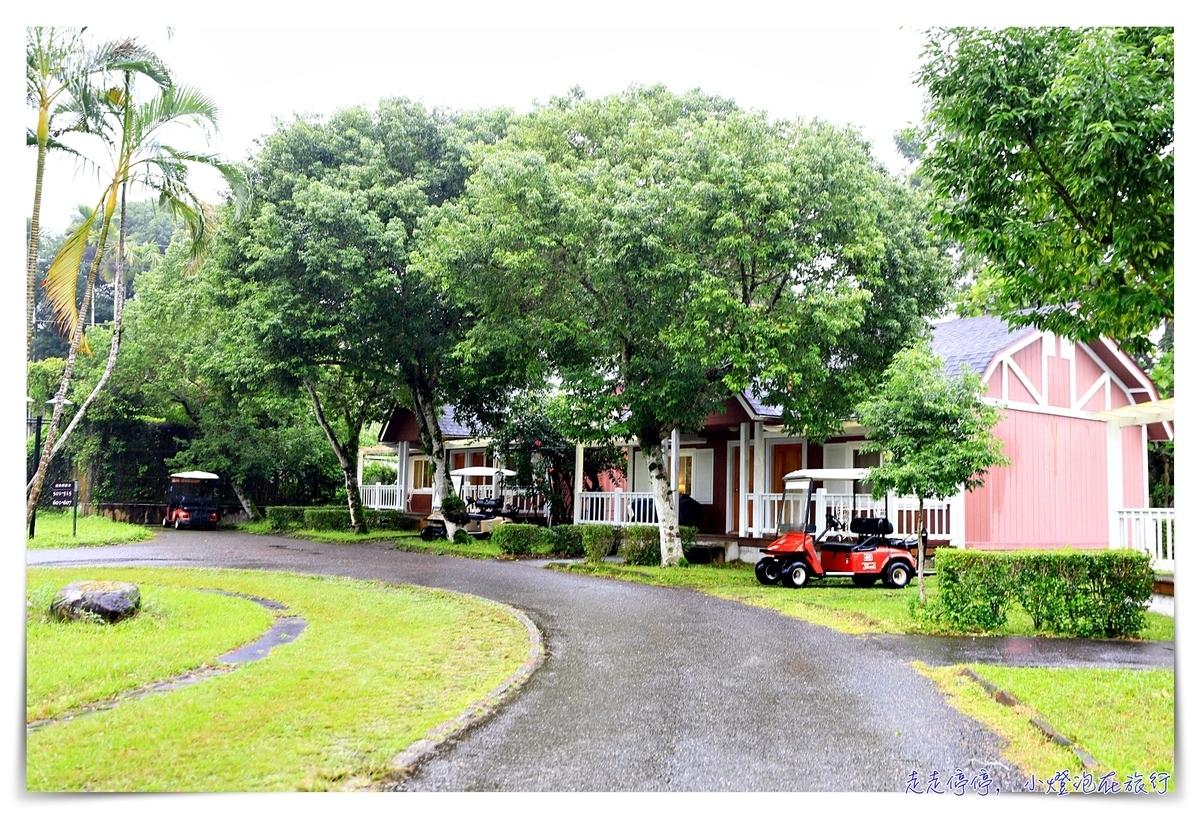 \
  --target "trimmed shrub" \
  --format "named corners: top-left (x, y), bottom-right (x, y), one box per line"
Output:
top-left (680, 526), bottom-right (698, 551)
top-left (304, 506), bottom-right (352, 531)
top-left (265, 506), bottom-right (306, 531)
top-left (540, 525), bottom-right (585, 558)
top-left (452, 527), bottom-right (473, 545)
top-left (934, 551), bottom-right (1013, 631)
top-left (934, 549), bottom-right (1154, 637)
top-left (492, 523), bottom-right (541, 556)
top-left (581, 525), bottom-right (616, 563)
top-left (619, 524), bottom-right (661, 566)
top-left (365, 509), bottom-right (418, 531)
top-left (440, 495), bottom-right (470, 525)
